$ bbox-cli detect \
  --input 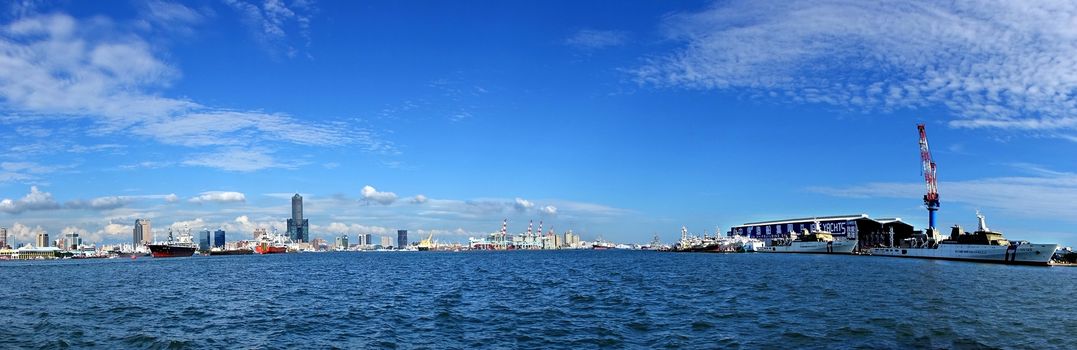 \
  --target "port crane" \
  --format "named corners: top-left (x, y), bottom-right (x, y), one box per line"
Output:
top-left (918, 124), bottom-right (940, 230)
